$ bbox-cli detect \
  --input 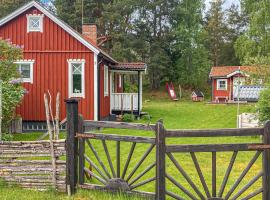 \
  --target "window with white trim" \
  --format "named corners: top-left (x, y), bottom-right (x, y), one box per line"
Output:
top-left (27, 14), bottom-right (44, 32)
top-left (104, 65), bottom-right (109, 96)
top-left (217, 79), bottom-right (227, 90)
top-left (15, 61), bottom-right (34, 83)
top-left (68, 60), bottom-right (85, 98)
